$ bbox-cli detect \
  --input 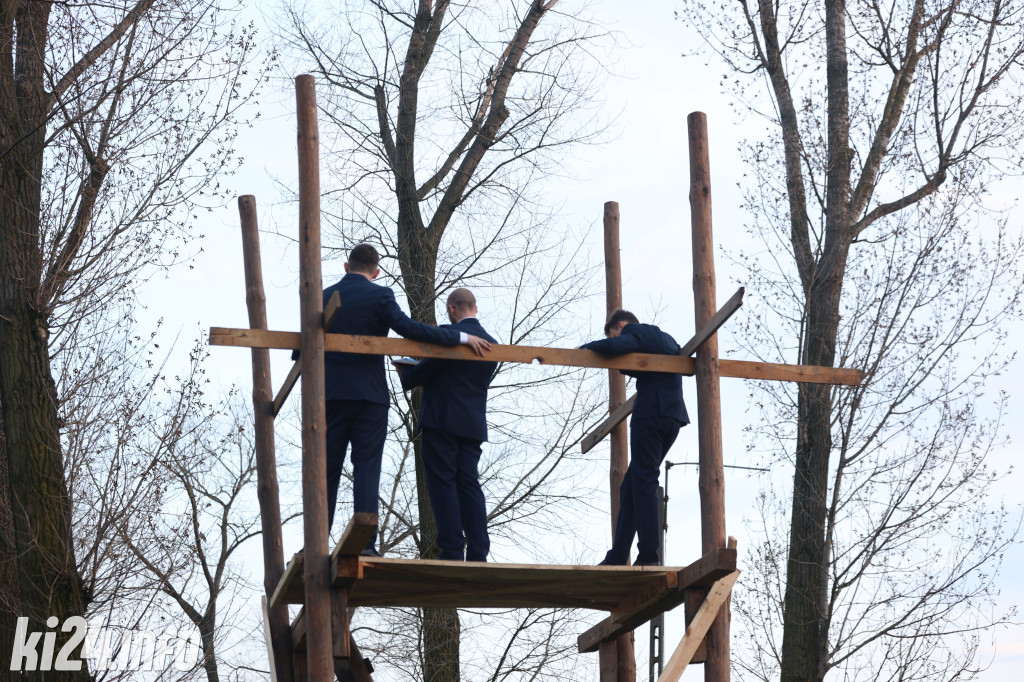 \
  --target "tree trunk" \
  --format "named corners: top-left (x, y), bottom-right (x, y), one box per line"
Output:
top-left (0, 394), bottom-right (23, 682)
top-left (199, 612), bottom-right (220, 682)
top-left (398, 225), bottom-right (461, 682)
top-left (0, 157), bottom-right (90, 681)
top-left (779, 0), bottom-right (852, 679)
